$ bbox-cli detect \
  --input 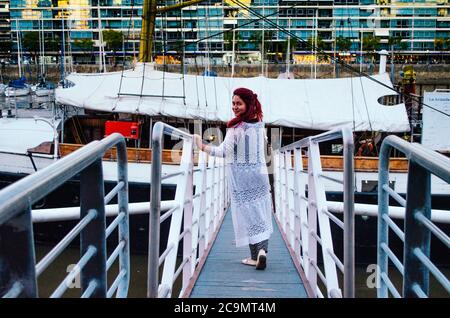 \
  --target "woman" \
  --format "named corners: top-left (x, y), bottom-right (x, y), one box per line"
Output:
top-left (194, 87), bottom-right (273, 270)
